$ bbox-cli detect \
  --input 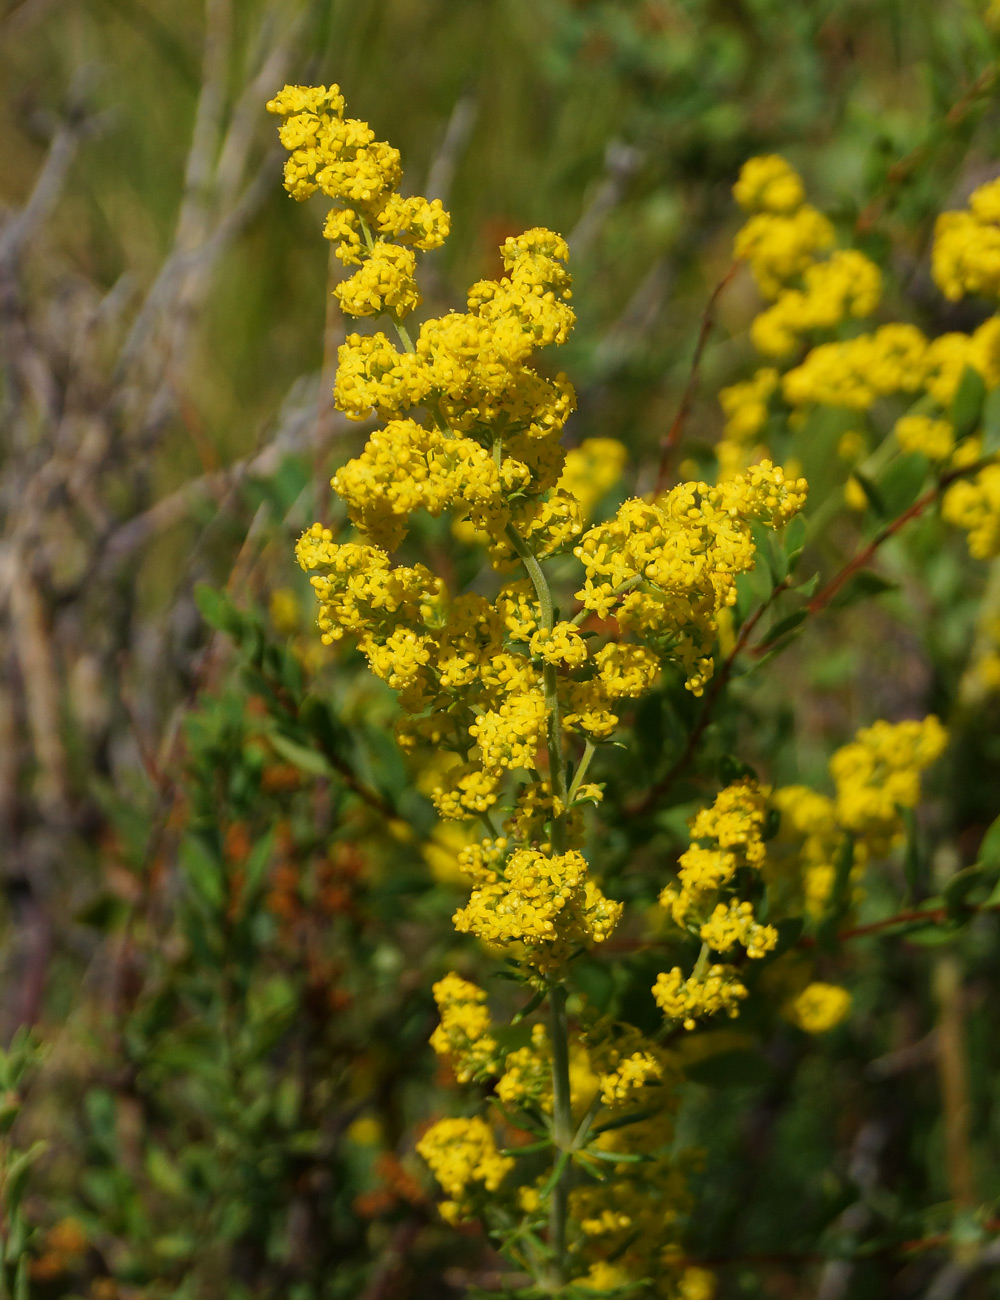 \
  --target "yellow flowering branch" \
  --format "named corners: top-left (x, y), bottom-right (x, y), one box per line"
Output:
top-left (271, 85), bottom-right (814, 1294)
